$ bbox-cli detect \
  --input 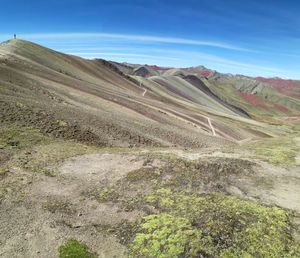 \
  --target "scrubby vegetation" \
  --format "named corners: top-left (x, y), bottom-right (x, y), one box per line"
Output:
top-left (131, 214), bottom-right (210, 257)
top-left (247, 135), bottom-right (299, 165)
top-left (0, 167), bottom-right (8, 177)
top-left (0, 124), bottom-right (99, 175)
top-left (126, 167), bottom-right (161, 182)
top-left (16, 141), bottom-right (97, 175)
top-left (0, 125), bottom-right (49, 150)
top-left (97, 187), bottom-right (120, 202)
top-left (43, 200), bottom-right (74, 214)
top-left (59, 239), bottom-right (95, 258)
top-left (129, 188), bottom-right (300, 257)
